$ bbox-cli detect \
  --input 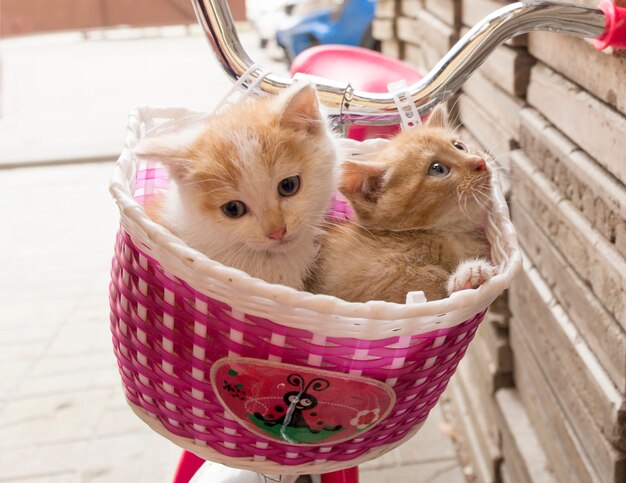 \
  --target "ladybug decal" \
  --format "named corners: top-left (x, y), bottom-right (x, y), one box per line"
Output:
top-left (253, 374), bottom-right (343, 436)
top-left (211, 358), bottom-right (396, 446)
